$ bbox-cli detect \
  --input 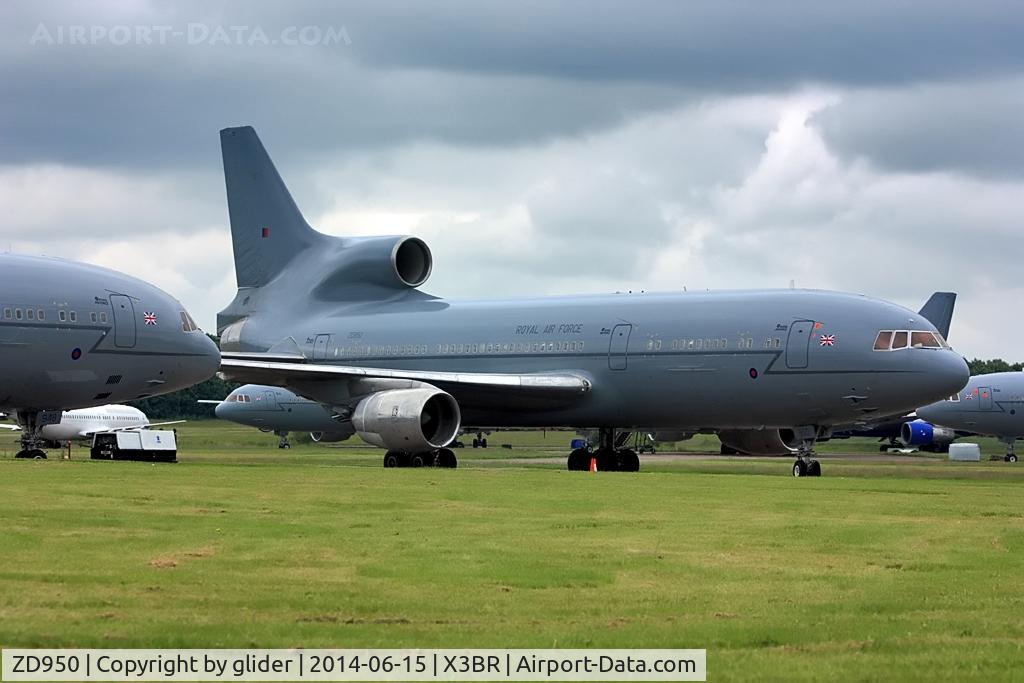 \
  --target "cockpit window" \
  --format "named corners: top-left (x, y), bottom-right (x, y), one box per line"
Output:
top-left (946, 393), bottom-right (960, 402)
top-left (180, 311), bottom-right (199, 332)
top-left (911, 331), bottom-right (942, 348)
top-left (874, 330), bottom-right (948, 351)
